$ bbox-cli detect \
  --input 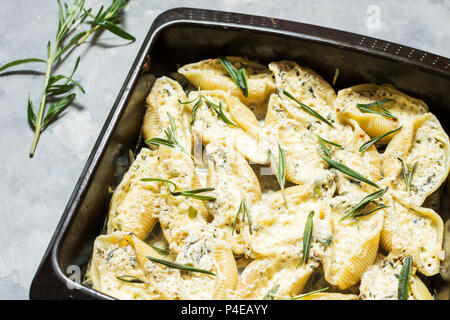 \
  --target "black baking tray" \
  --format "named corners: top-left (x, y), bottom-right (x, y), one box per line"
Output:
top-left (29, 7), bottom-right (450, 300)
